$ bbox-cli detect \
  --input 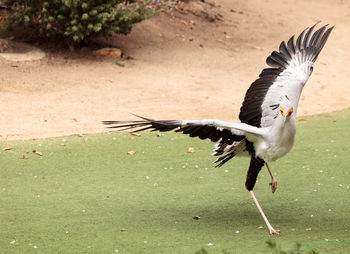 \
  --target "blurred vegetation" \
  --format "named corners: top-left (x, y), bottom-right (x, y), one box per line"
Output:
top-left (265, 239), bottom-right (320, 254)
top-left (5, 0), bottom-right (158, 48)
